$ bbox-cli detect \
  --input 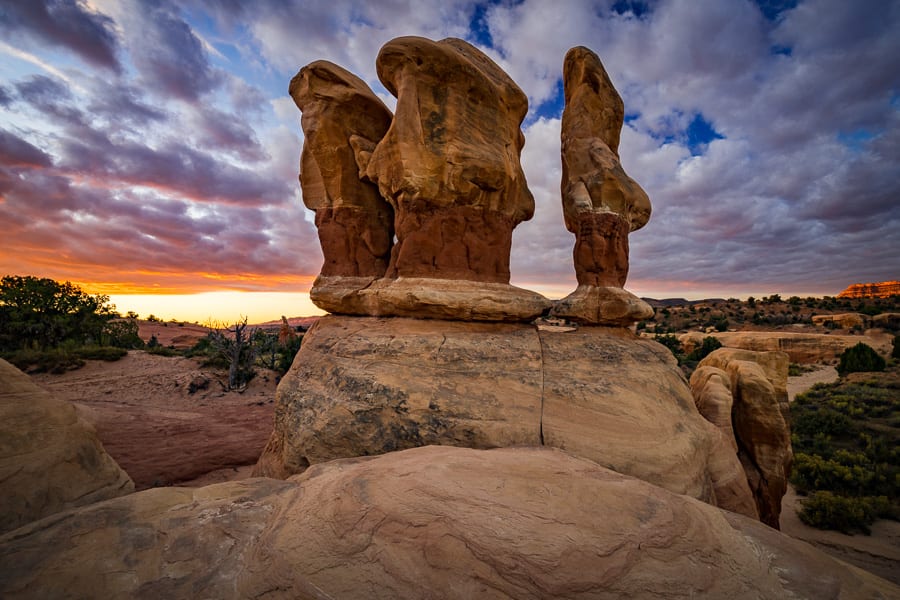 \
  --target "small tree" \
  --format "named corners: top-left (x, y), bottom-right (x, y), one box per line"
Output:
top-left (837, 342), bottom-right (885, 377)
